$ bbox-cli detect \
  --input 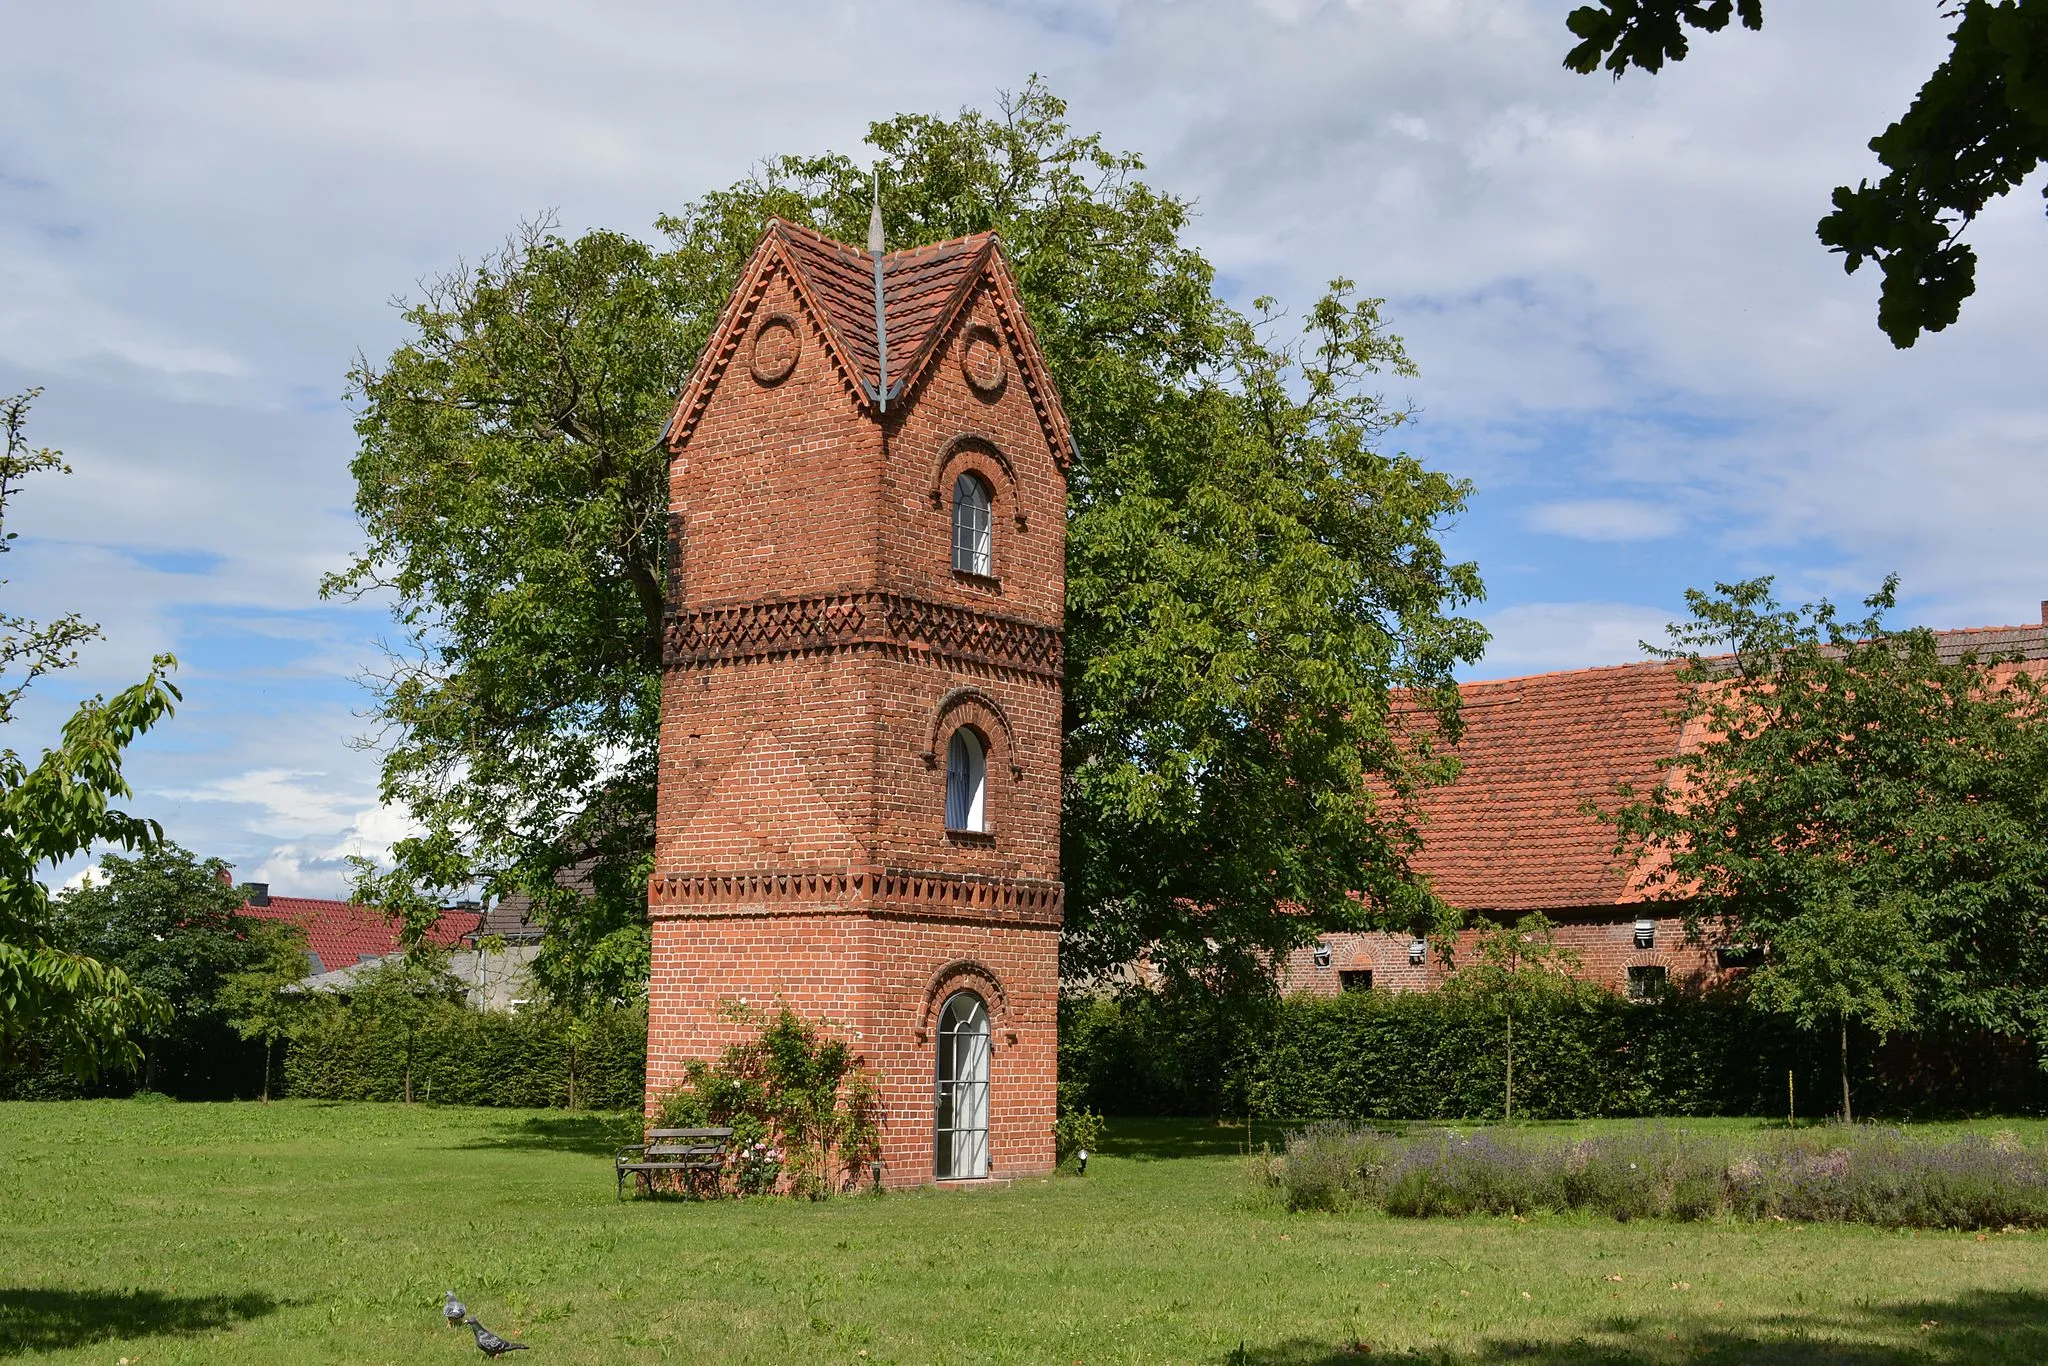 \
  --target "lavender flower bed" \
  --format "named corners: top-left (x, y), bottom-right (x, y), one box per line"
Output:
top-left (1257, 1122), bottom-right (2048, 1229)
